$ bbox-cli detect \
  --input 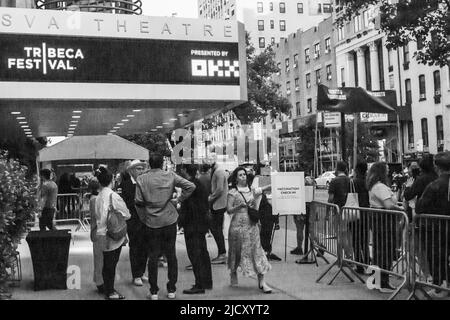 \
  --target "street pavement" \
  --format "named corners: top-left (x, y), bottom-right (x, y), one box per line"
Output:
top-left (11, 196), bottom-right (412, 300)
